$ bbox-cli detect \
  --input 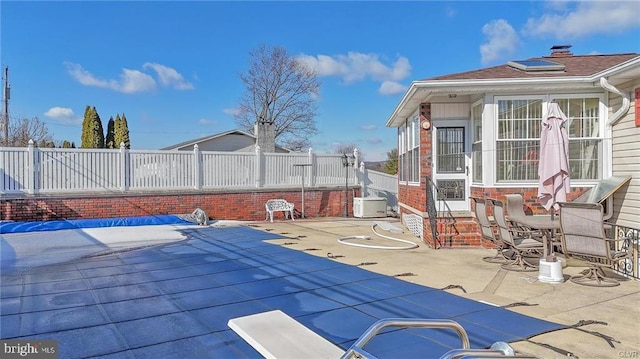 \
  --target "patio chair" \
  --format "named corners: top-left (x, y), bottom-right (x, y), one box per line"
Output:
top-left (505, 194), bottom-right (546, 243)
top-left (505, 194), bottom-right (528, 220)
top-left (471, 197), bottom-right (510, 263)
top-left (558, 202), bottom-right (631, 287)
top-left (489, 199), bottom-right (544, 272)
